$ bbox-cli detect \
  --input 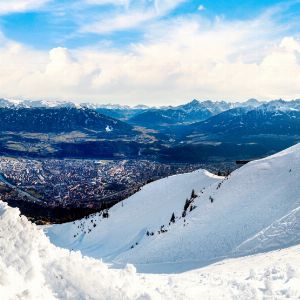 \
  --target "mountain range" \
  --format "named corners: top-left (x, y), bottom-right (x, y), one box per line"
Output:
top-left (0, 97), bottom-right (262, 125)
top-left (186, 104), bottom-right (300, 138)
top-left (0, 107), bottom-right (133, 135)
top-left (0, 97), bottom-right (300, 162)
top-left (0, 106), bottom-right (157, 159)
